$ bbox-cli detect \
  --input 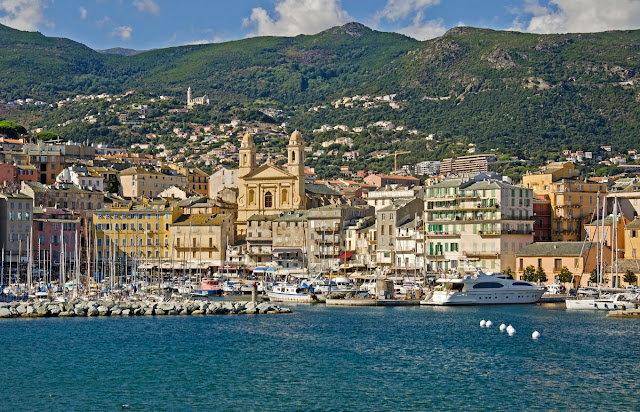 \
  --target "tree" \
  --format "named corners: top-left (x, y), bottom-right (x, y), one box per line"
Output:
top-left (589, 269), bottom-right (598, 284)
top-left (522, 265), bottom-right (536, 282)
top-left (502, 267), bottom-right (513, 278)
top-left (535, 266), bottom-right (548, 284)
top-left (623, 270), bottom-right (637, 285)
top-left (0, 121), bottom-right (27, 139)
top-left (557, 267), bottom-right (573, 285)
